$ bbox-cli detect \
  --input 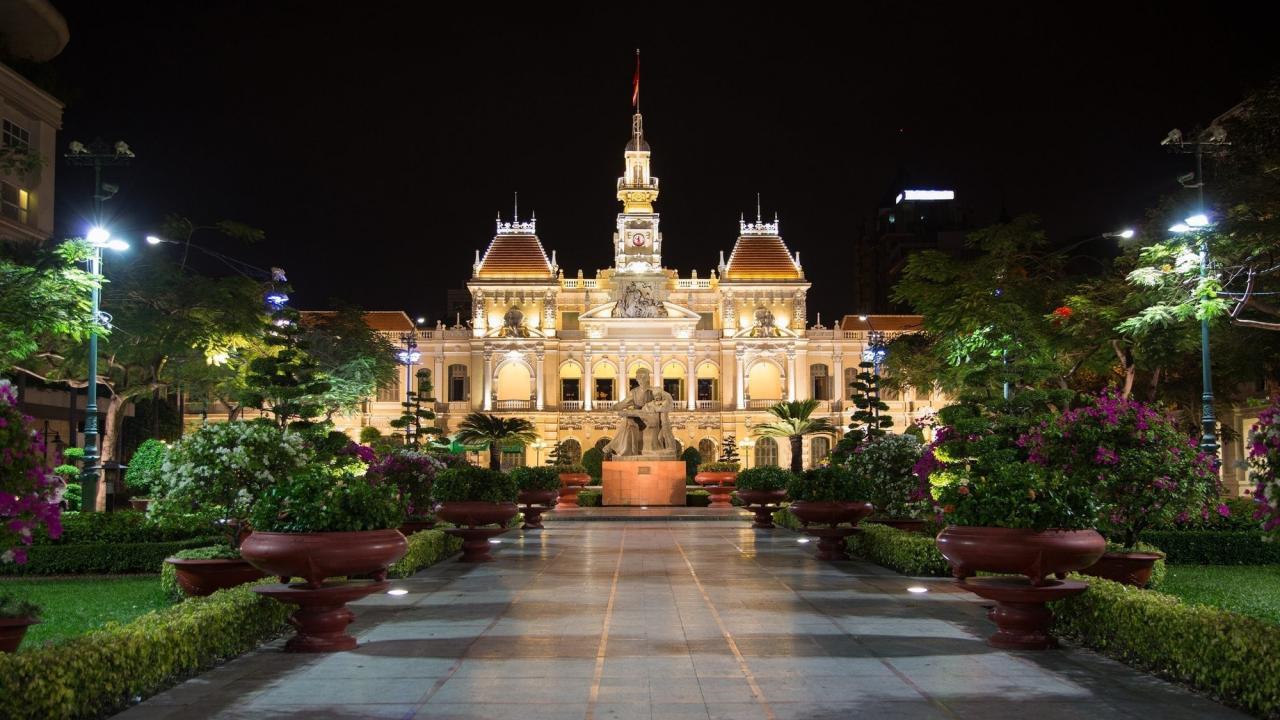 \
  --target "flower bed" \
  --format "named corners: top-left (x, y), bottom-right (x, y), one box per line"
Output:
top-left (0, 581), bottom-right (291, 719)
top-left (1052, 576), bottom-right (1280, 718)
top-left (0, 538), bottom-right (221, 576)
